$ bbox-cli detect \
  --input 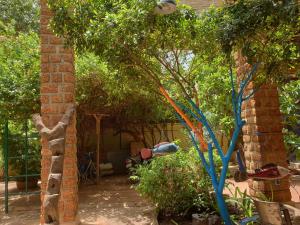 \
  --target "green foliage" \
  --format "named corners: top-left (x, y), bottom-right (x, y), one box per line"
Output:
top-left (6, 121), bottom-right (41, 179)
top-left (196, 55), bottom-right (234, 136)
top-left (279, 80), bottom-right (300, 157)
top-left (0, 0), bottom-right (39, 33)
top-left (76, 52), bottom-right (174, 123)
top-left (217, 0), bottom-right (300, 82)
top-left (133, 148), bottom-right (216, 216)
top-left (0, 27), bottom-right (40, 122)
top-left (225, 185), bottom-right (255, 223)
top-left (48, 0), bottom-right (235, 134)
top-left (280, 80), bottom-right (300, 128)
